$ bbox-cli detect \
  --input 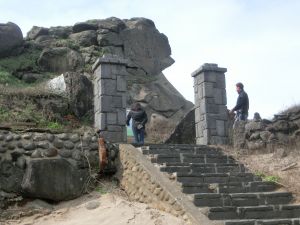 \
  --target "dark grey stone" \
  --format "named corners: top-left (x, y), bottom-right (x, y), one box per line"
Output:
top-left (43, 148), bottom-right (58, 157)
top-left (0, 135), bottom-right (4, 141)
top-left (7, 143), bottom-right (15, 150)
top-left (31, 149), bottom-right (42, 158)
top-left (58, 150), bottom-right (72, 158)
top-left (37, 142), bottom-right (50, 149)
top-left (58, 133), bottom-right (69, 140)
top-left (64, 141), bottom-right (75, 150)
top-left (53, 140), bottom-right (64, 149)
top-left (0, 160), bottom-right (24, 192)
top-left (46, 134), bottom-right (55, 142)
top-left (13, 134), bottom-right (21, 140)
top-left (70, 134), bottom-right (80, 143)
top-left (72, 150), bottom-right (83, 161)
top-left (22, 133), bottom-right (32, 139)
top-left (21, 158), bottom-right (89, 201)
top-left (16, 157), bottom-right (26, 169)
top-left (5, 135), bottom-right (13, 142)
top-left (23, 143), bottom-right (36, 151)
